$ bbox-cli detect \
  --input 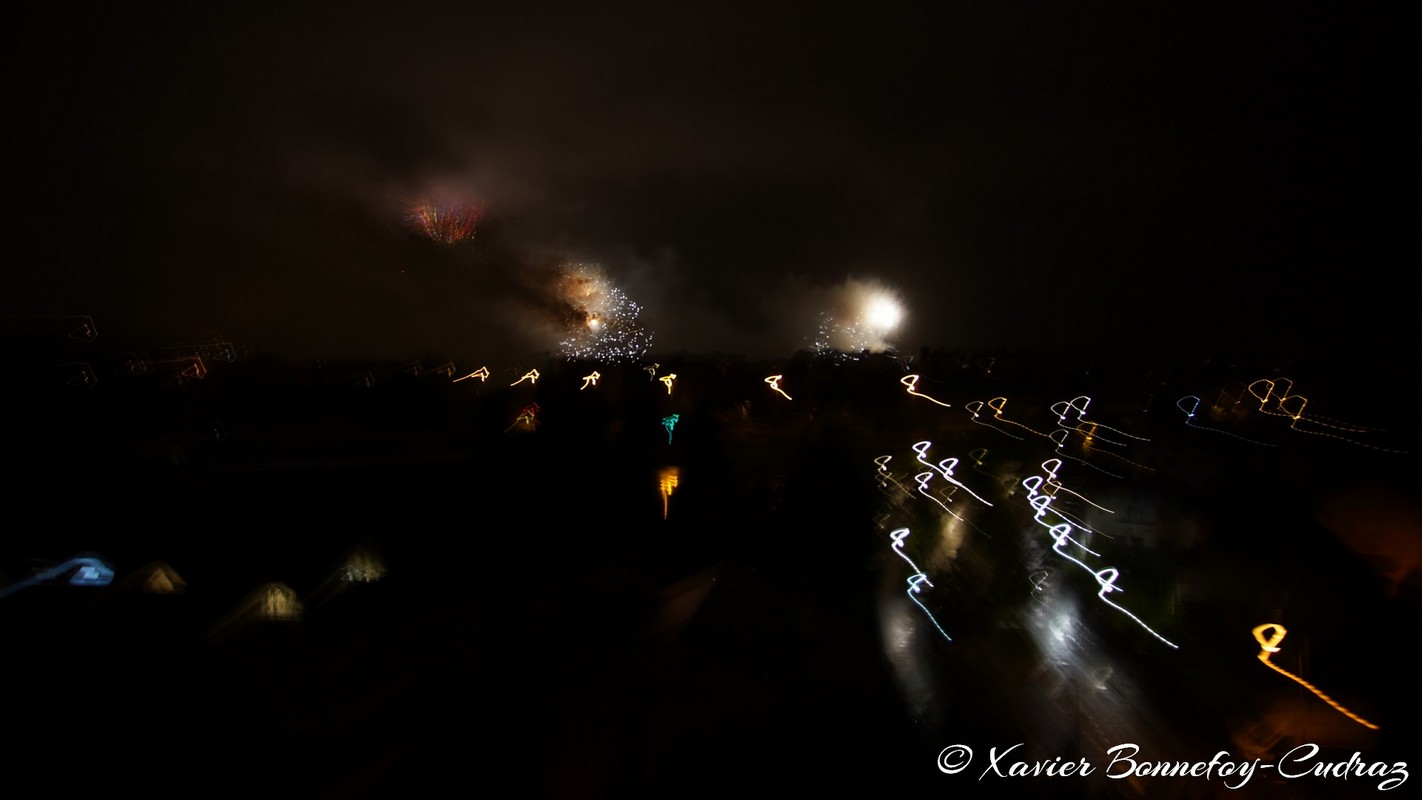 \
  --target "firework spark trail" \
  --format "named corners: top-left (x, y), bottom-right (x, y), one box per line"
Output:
top-left (874, 455), bottom-right (914, 498)
top-left (407, 198), bottom-right (485, 243)
top-left (1029, 570), bottom-right (1051, 607)
top-left (1021, 476), bottom-right (1100, 534)
top-left (911, 471), bottom-right (995, 538)
top-left (983, 397), bottom-right (1053, 439)
top-left (658, 467), bottom-right (679, 519)
top-left (1053, 425), bottom-right (1156, 474)
top-left (554, 263), bottom-right (653, 363)
top-left (505, 403), bottom-right (539, 433)
top-left (1093, 568), bottom-right (1179, 649)
top-left (914, 472), bottom-right (964, 519)
top-left (1049, 428), bottom-right (1125, 478)
top-left (1031, 498), bottom-right (1102, 559)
